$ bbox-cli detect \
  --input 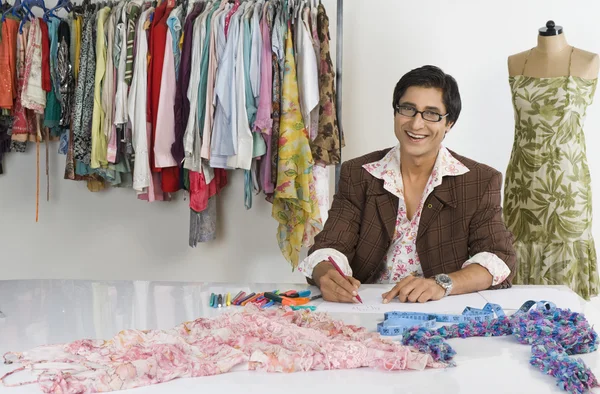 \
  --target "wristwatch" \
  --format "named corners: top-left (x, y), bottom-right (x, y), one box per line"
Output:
top-left (434, 274), bottom-right (453, 297)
